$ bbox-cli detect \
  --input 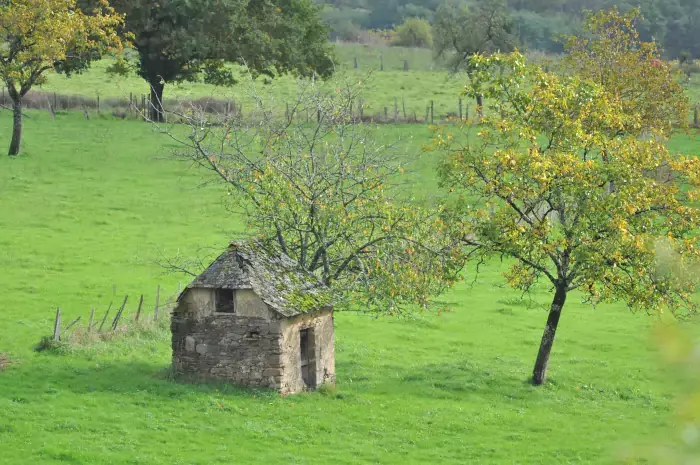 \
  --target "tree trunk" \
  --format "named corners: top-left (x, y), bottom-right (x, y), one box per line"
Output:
top-left (8, 98), bottom-right (22, 156)
top-left (148, 80), bottom-right (165, 123)
top-left (532, 285), bottom-right (567, 385)
top-left (475, 94), bottom-right (484, 118)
